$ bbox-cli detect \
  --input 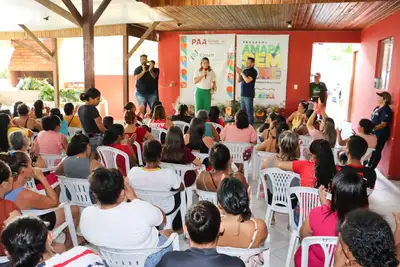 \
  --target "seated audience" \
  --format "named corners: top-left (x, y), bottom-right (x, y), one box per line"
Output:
top-left (162, 126), bottom-right (202, 187)
top-left (338, 135), bottom-right (377, 189)
top-left (35, 116), bottom-right (68, 155)
top-left (257, 121), bottom-right (289, 152)
top-left (196, 143), bottom-right (247, 192)
top-left (50, 108), bottom-right (69, 136)
top-left (143, 101), bottom-right (163, 125)
top-left (124, 110), bottom-right (153, 144)
top-left (102, 116), bottom-right (114, 130)
top-left (102, 124), bottom-right (137, 176)
top-left (1, 152), bottom-right (81, 249)
top-left (12, 101), bottom-right (23, 118)
top-left (208, 106), bottom-right (225, 127)
top-left (337, 118), bottom-right (377, 148)
top-left (171, 104), bottom-right (192, 124)
top-left (9, 130), bottom-right (46, 168)
top-left (197, 110), bottom-right (220, 141)
top-left (149, 105), bottom-right (173, 130)
top-left (0, 160), bottom-right (22, 259)
top-left (63, 102), bottom-right (82, 128)
top-left (279, 139), bottom-right (336, 189)
top-left (124, 102), bottom-right (143, 122)
top-left (220, 110), bottom-right (257, 144)
top-left (33, 99), bottom-right (47, 120)
top-left (336, 209), bottom-right (399, 267)
top-left (306, 104), bottom-right (337, 148)
top-left (2, 216), bottom-right (104, 267)
top-left (128, 140), bottom-right (183, 228)
top-left (217, 178), bottom-right (267, 249)
top-left (294, 169), bottom-right (369, 267)
top-left (55, 134), bottom-right (103, 178)
top-left (1, 113), bottom-right (31, 141)
top-left (80, 168), bottom-right (171, 267)
top-left (287, 102), bottom-right (308, 132)
top-left (14, 103), bottom-right (42, 132)
top-left (157, 201), bottom-right (245, 267)
top-left (184, 118), bottom-right (214, 153)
